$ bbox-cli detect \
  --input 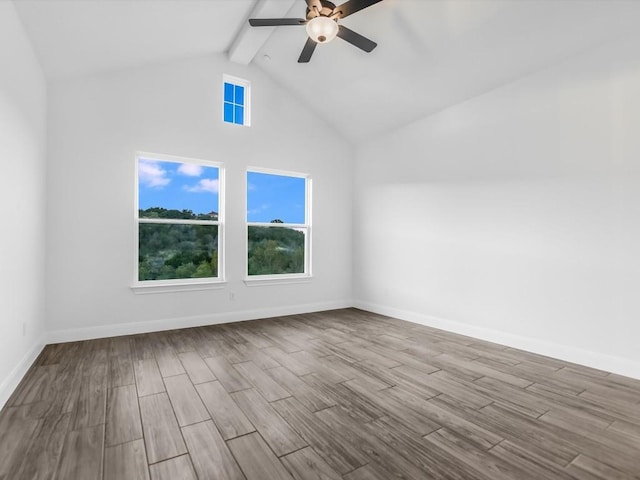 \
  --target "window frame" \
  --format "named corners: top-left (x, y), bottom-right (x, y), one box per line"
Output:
top-left (245, 167), bottom-right (312, 284)
top-left (222, 74), bottom-right (251, 127)
top-left (132, 152), bottom-right (225, 293)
